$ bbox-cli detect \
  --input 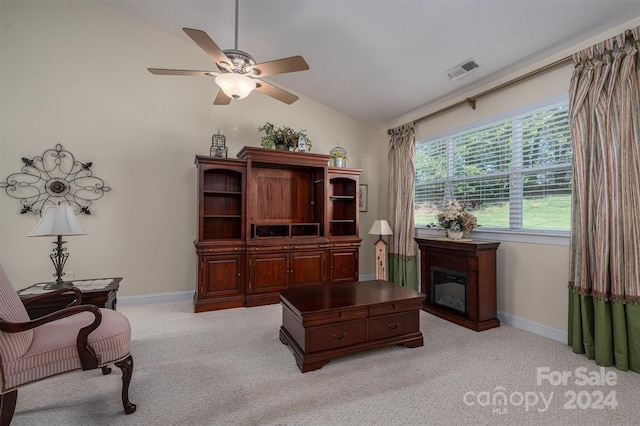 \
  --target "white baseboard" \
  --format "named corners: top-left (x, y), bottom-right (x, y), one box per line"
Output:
top-left (497, 310), bottom-right (567, 344)
top-left (118, 291), bottom-right (194, 307)
top-left (117, 289), bottom-right (568, 345)
top-left (119, 277), bottom-right (377, 307)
